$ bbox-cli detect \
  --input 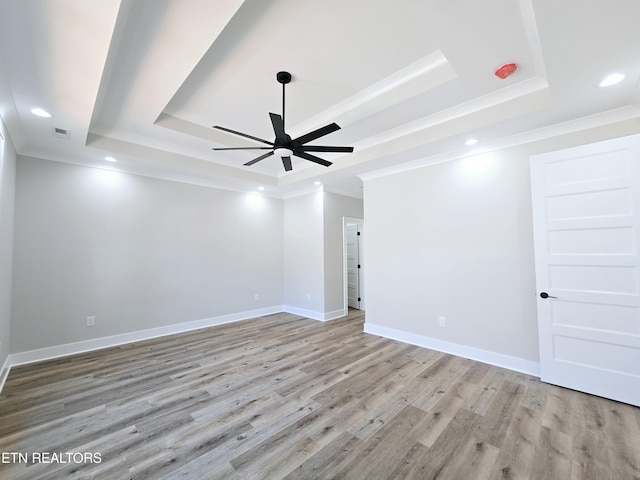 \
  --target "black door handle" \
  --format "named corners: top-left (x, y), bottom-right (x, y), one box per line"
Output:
top-left (540, 292), bottom-right (557, 299)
